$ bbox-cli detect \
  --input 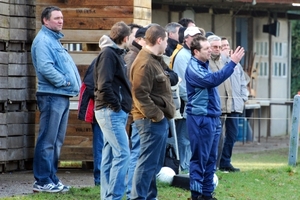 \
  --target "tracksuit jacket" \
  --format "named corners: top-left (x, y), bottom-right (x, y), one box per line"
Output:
top-left (185, 56), bottom-right (237, 117)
